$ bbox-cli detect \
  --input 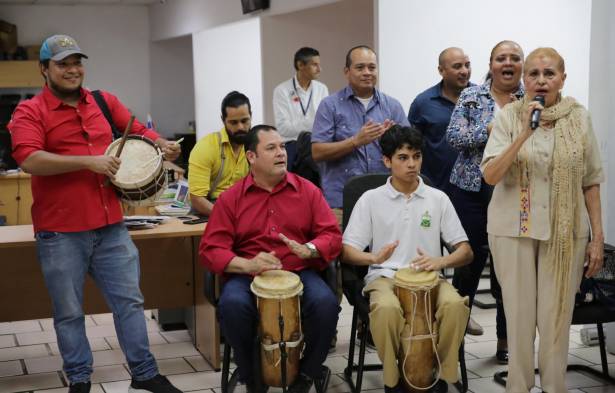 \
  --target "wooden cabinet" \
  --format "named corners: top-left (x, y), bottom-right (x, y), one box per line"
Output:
top-left (0, 172), bottom-right (32, 225)
top-left (0, 61), bottom-right (43, 88)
